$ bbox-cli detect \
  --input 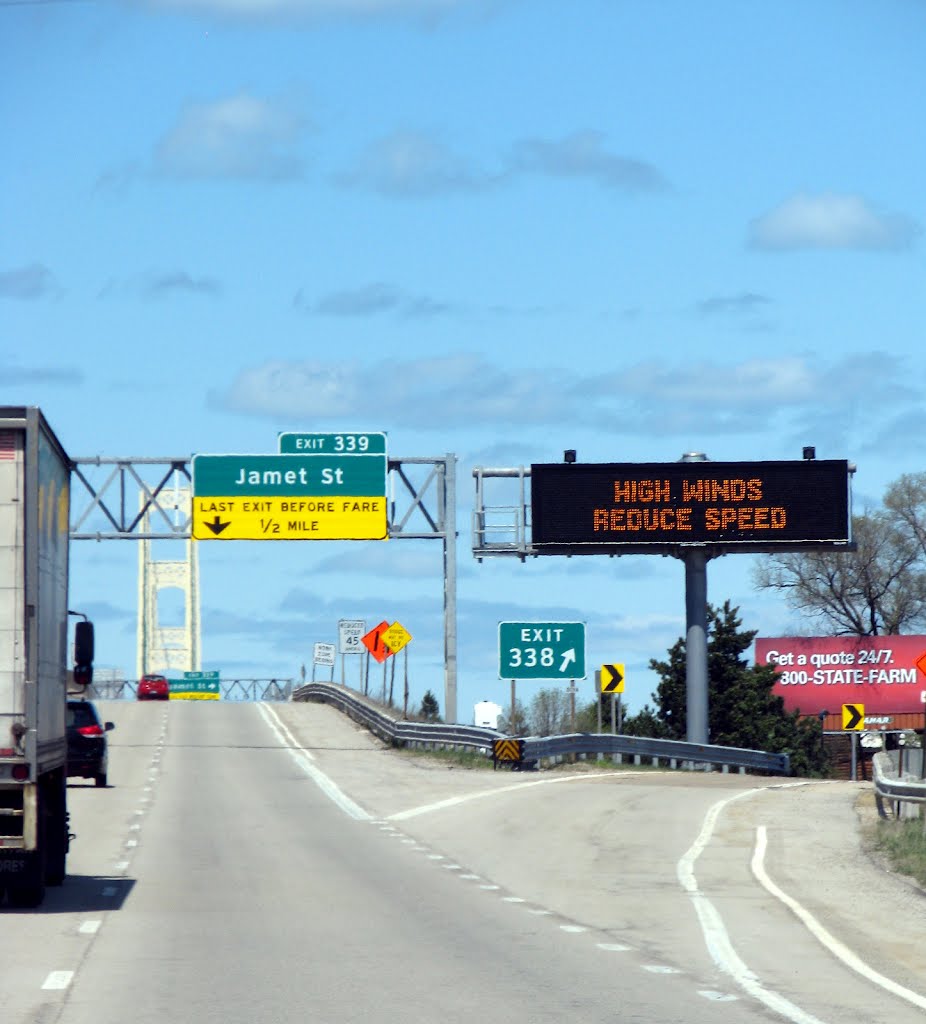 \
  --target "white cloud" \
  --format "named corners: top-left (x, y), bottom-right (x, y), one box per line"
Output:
top-left (134, 0), bottom-right (475, 18)
top-left (512, 131), bottom-right (668, 192)
top-left (749, 193), bottom-right (920, 250)
top-left (337, 131), bottom-right (493, 197)
top-left (609, 357), bottom-right (818, 407)
top-left (154, 94), bottom-right (306, 180)
top-left (0, 263), bottom-right (58, 300)
top-left (296, 281), bottom-right (453, 317)
top-left (210, 352), bottom-right (921, 449)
